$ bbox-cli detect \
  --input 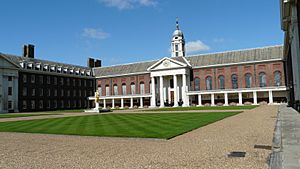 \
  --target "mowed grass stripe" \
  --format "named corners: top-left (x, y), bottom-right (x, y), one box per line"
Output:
top-left (0, 112), bottom-right (240, 139)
